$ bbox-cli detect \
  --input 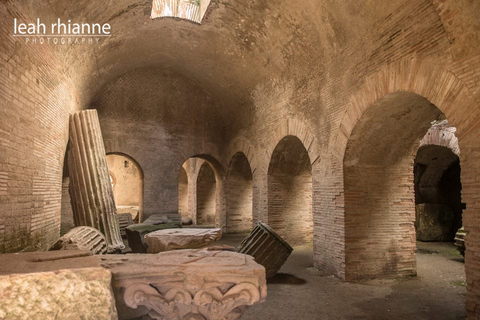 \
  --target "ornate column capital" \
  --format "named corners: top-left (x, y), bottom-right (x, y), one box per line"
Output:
top-left (104, 248), bottom-right (267, 320)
